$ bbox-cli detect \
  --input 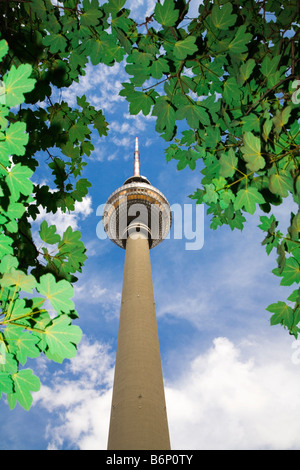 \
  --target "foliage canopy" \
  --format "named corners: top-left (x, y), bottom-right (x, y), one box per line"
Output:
top-left (0, 0), bottom-right (299, 409)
